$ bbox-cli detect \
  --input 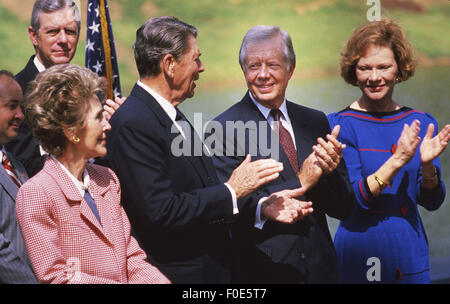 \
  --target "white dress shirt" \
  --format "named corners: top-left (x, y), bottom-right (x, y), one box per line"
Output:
top-left (249, 92), bottom-right (298, 229)
top-left (33, 56), bottom-right (50, 157)
top-left (51, 155), bottom-right (92, 197)
top-left (33, 56), bottom-right (46, 73)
